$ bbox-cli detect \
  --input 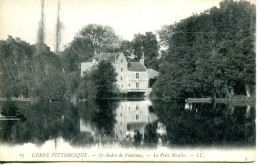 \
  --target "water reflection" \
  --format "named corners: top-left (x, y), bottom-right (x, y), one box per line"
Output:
top-left (115, 100), bottom-right (156, 140)
top-left (0, 99), bottom-right (255, 148)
